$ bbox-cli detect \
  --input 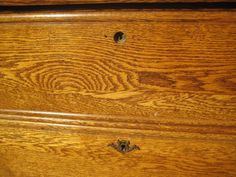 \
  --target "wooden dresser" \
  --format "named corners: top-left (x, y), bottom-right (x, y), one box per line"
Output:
top-left (0, 1), bottom-right (236, 177)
